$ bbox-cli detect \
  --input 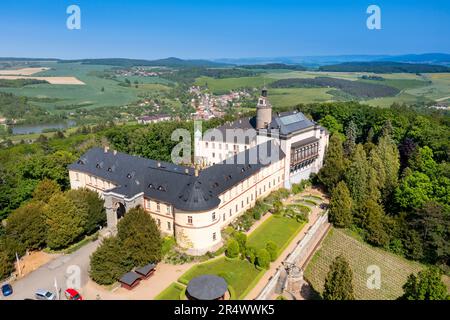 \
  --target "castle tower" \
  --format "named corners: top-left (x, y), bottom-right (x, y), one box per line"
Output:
top-left (256, 87), bottom-right (272, 129)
